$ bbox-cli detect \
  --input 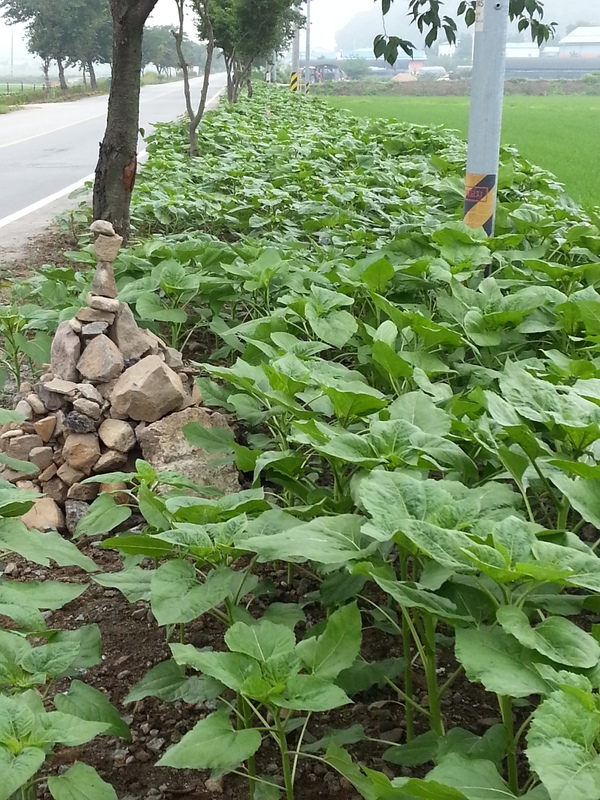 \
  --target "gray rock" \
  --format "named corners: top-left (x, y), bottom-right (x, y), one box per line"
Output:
top-left (82, 321), bottom-right (109, 337)
top-left (67, 481), bottom-right (99, 501)
top-left (14, 400), bottom-right (33, 420)
top-left (139, 407), bottom-right (240, 496)
top-left (110, 356), bottom-right (186, 423)
top-left (73, 398), bottom-right (102, 420)
top-left (26, 394), bottom-right (46, 416)
top-left (43, 378), bottom-right (78, 396)
top-left (108, 302), bottom-right (152, 362)
top-left (65, 411), bottom-right (98, 434)
top-left (29, 446), bottom-right (54, 470)
top-left (65, 500), bottom-right (90, 535)
top-left (6, 434), bottom-right (43, 461)
top-left (43, 476), bottom-right (68, 504)
top-left (57, 464), bottom-right (86, 488)
top-left (76, 383), bottom-right (104, 404)
top-left (93, 450), bottom-right (128, 472)
top-left (76, 307), bottom-right (115, 324)
top-left (164, 347), bottom-right (184, 370)
top-left (77, 335), bottom-right (124, 383)
top-left (51, 321), bottom-right (81, 382)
